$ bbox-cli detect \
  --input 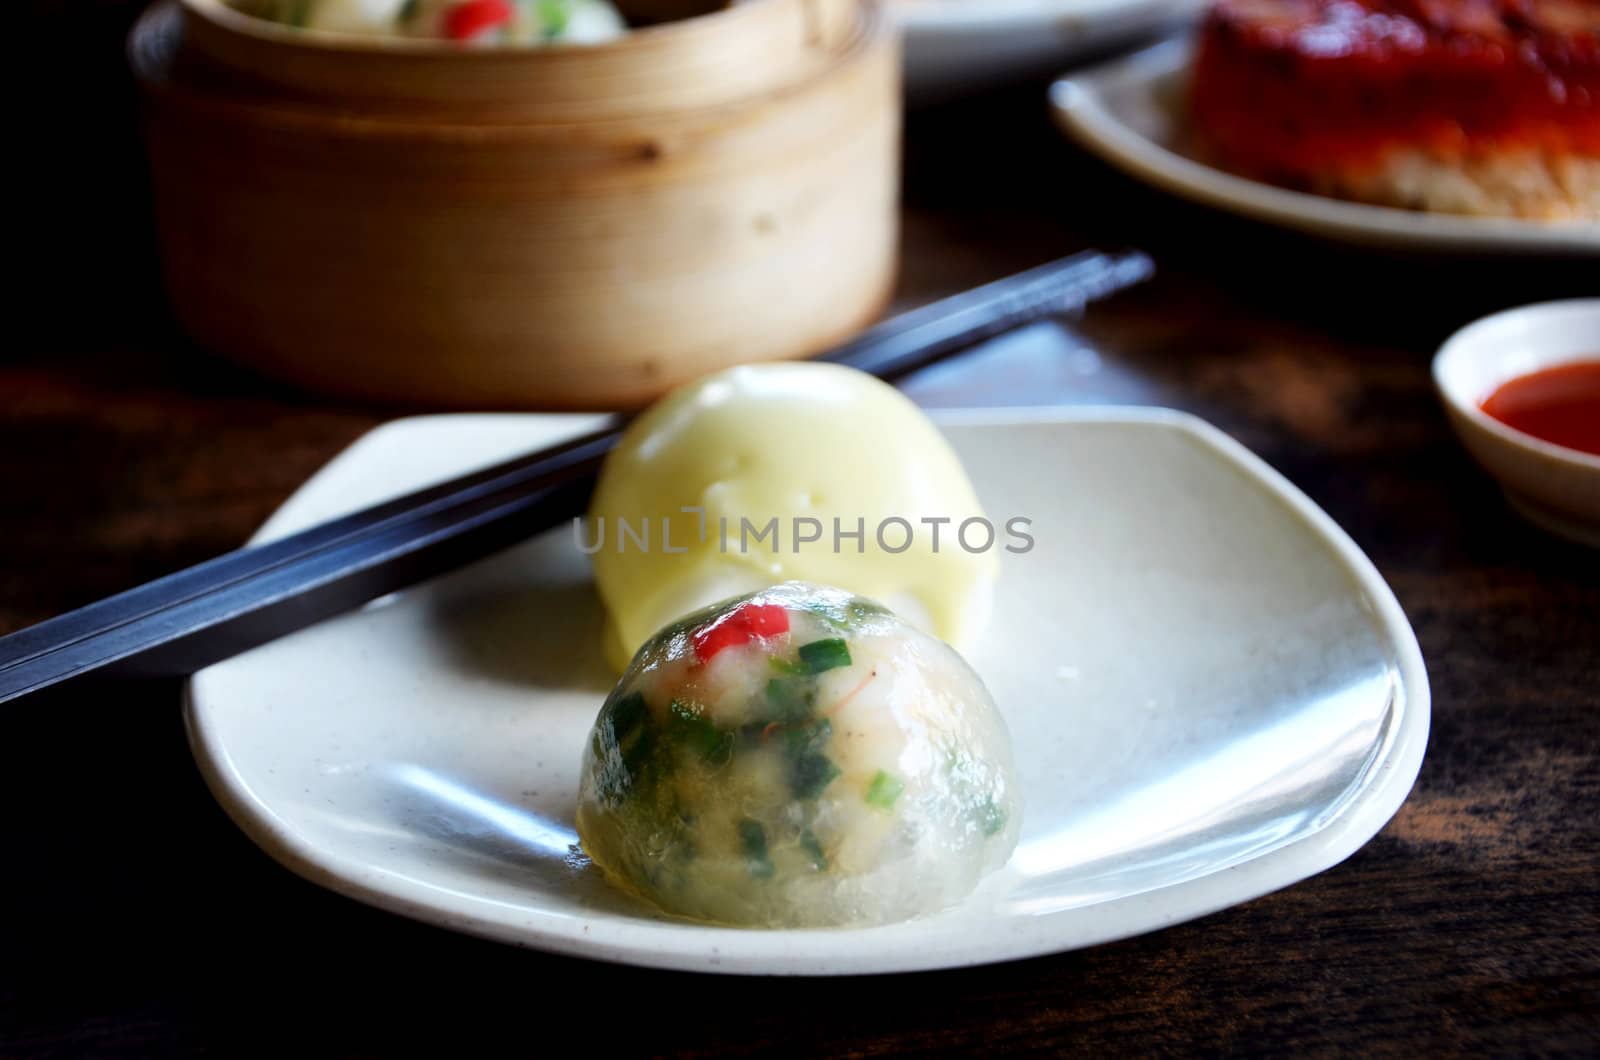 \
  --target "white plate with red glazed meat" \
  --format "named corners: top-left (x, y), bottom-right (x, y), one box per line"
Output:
top-left (1051, 0), bottom-right (1600, 254)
